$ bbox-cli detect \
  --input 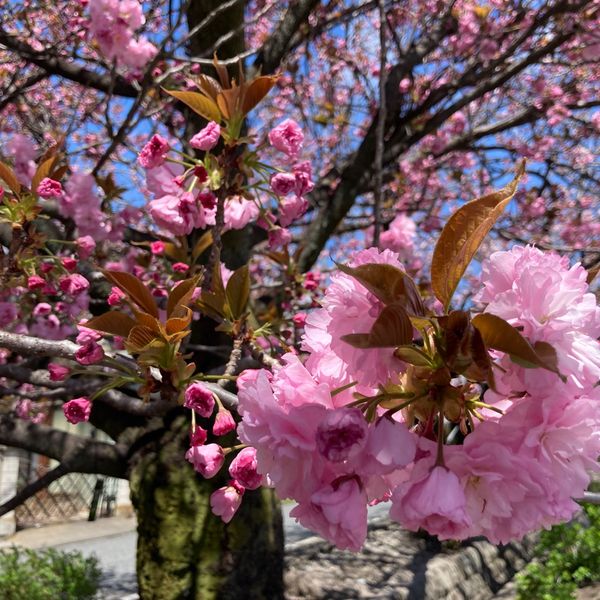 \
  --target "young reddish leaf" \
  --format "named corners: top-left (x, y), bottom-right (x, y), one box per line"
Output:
top-left (464, 325), bottom-right (496, 391)
top-left (586, 263), bottom-right (600, 286)
top-left (167, 275), bottom-right (202, 318)
top-left (340, 333), bottom-right (375, 349)
top-left (0, 161), bottom-right (21, 195)
top-left (471, 312), bottom-right (559, 374)
top-left (431, 161), bottom-right (525, 310)
top-left (370, 304), bottom-right (413, 346)
top-left (83, 312), bottom-right (137, 337)
top-left (197, 74), bottom-right (222, 101)
top-left (165, 307), bottom-right (193, 335)
top-left (133, 310), bottom-right (162, 334)
top-left (341, 304), bottom-right (412, 348)
top-left (126, 326), bottom-right (158, 352)
top-left (241, 76), bottom-right (278, 115)
top-left (337, 263), bottom-right (425, 315)
top-left (213, 55), bottom-right (230, 88)
top-left (163, 89), bottom-right (221, 123)
top-left (225, 264), bottom-right (250, 320)
top-left (102, 270), bottom-right (159, 318)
